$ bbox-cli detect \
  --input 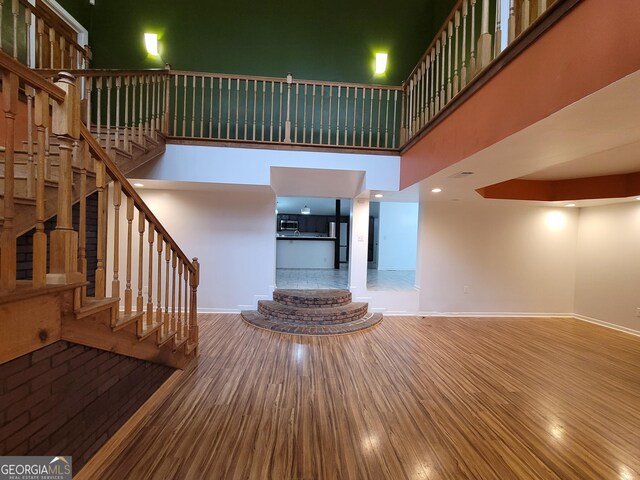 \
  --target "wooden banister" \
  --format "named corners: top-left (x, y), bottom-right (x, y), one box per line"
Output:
top-left (0, 51), bottom-right (65, 102)
top-left (80, 124), bottom-right (196, 275)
